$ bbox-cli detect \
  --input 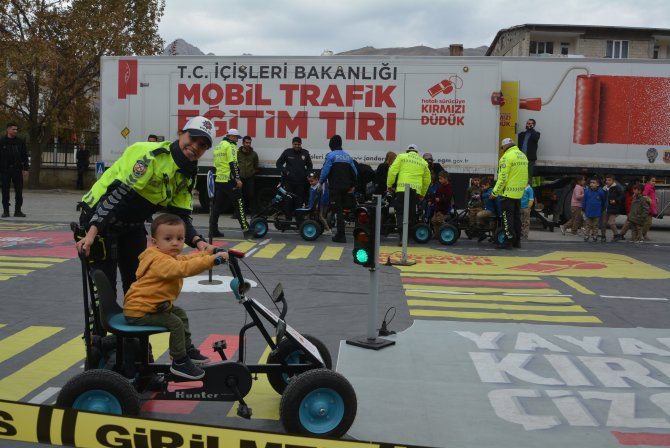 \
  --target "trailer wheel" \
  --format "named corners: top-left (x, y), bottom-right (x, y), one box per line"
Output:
top-left (56, 369), bottom-right (140, 416)
top-left (280, 368), bottom-right (357, 438)
top-left (267, 335), bottom-right (332, 394)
